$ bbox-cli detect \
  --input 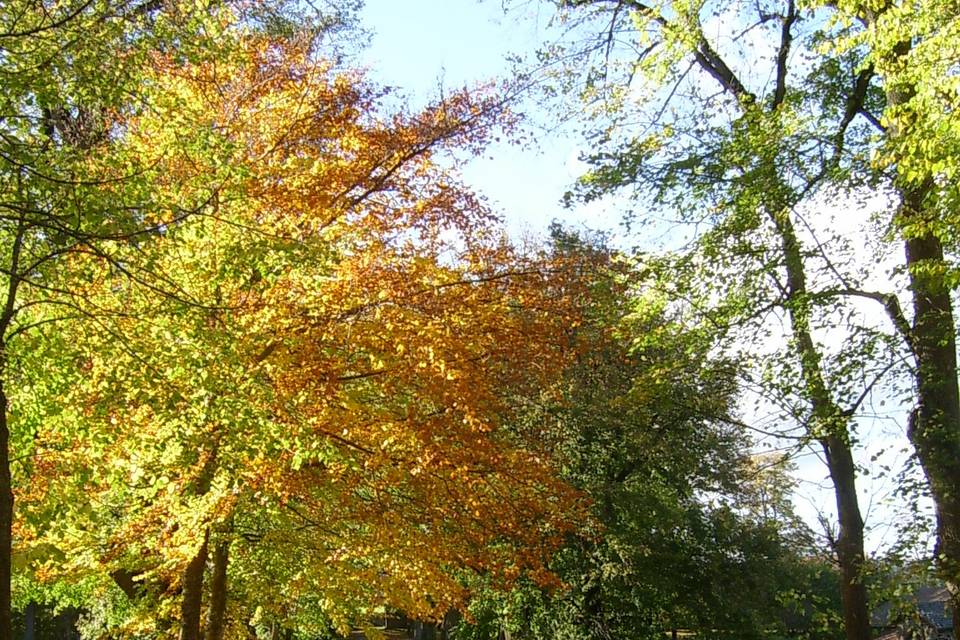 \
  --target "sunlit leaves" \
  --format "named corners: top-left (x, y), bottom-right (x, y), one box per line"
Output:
top-left (11, 31), bottom-right (589, 635)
